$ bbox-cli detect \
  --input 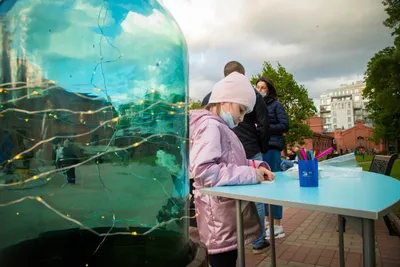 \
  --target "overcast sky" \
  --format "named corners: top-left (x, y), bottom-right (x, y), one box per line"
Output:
top-left (163, 0), bottom-right (394, 108)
